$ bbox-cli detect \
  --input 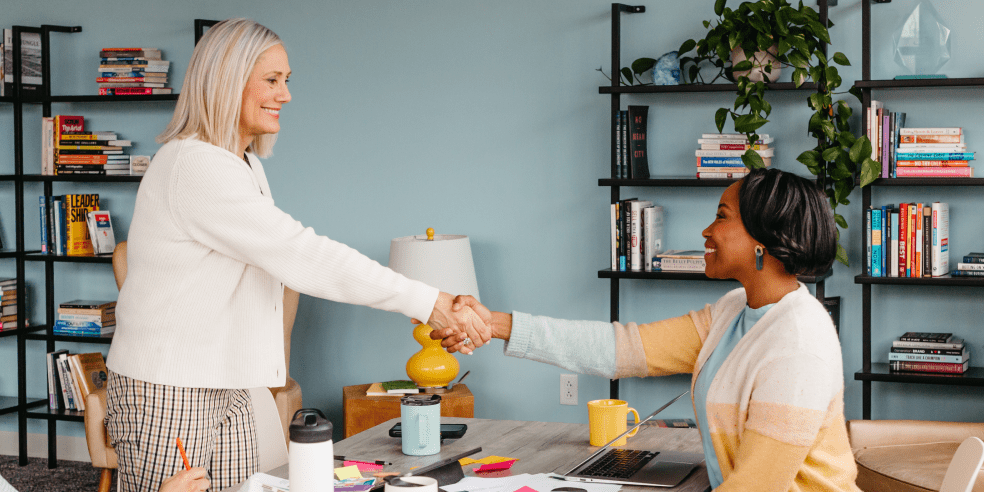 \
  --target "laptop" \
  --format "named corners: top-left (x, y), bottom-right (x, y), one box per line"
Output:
top-left (560, 391), bottom-right (704, 488)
